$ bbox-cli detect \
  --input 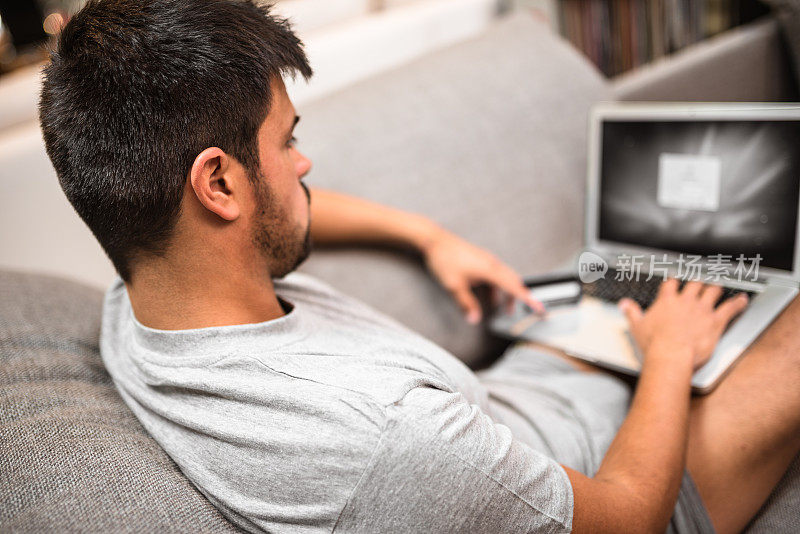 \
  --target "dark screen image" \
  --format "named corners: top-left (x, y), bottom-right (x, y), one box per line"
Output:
top-left (599, 120), bottom-right (800, 271)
